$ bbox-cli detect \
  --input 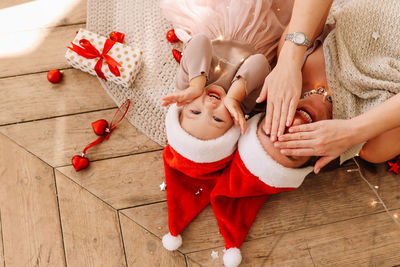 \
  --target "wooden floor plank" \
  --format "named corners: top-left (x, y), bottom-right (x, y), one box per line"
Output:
top-left (187, 232), bottom-right (314, 267)
top-left (0, 69), bottom-right (116, 125)
top-left (188, 209), bottom-right (400, 266)
top-left (186, 257), bottom-right (202, 267)
top-left (122, 203), bottom-right (221, 254)
top-left (0, 109), bottom-right (161, 167)
top-left (57, 150), bottom-right (165, 209)
top-left (0, 133), bottom-right (65, 267)
top-left (119, 213), bottom-right (186, 267)
top-left (0, 0), bottom-right (86, 29)
top-left (55, 171), bottom-right (126, 267)
top-left (0, 211), bottom-right (4, 267)
top-left (121, 162), bottom-right (400, 254)
top-left (0, 24), bottom-right (84, 78)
